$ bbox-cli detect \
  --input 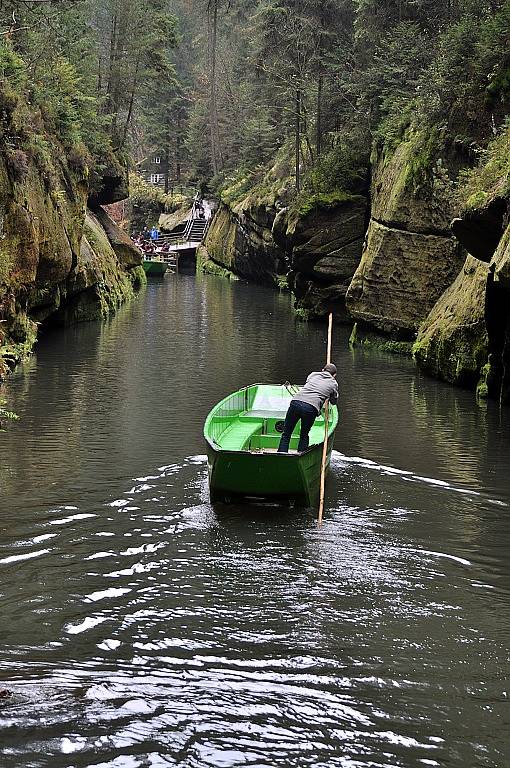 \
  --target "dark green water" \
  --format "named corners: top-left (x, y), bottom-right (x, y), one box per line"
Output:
top-left (0, 275), bottom-right (509, 768)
